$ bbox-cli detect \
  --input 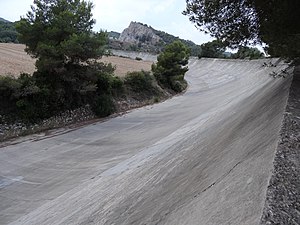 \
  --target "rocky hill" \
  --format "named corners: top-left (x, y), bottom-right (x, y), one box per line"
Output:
top-left (108, 22), bottom-right (202, 56)
top-left (119, 22), bottom-right (161, 45)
